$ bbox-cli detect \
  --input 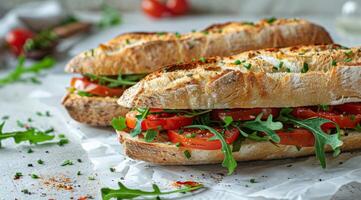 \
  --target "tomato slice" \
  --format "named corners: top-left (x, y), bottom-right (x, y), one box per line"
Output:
top-left (70, 77), bottom-right (124, 97)
top-left (292, 107), bottom-right (361, 129)
top-left (125, 110), bottom-right (193, 130)
top-left (167, 127), bottom-right (240, 150)
top-left (277, 128), bottom-right (315, 147)
top-left (334, 103), bottom-right (361, 115)
top-left (211, 108), bottom-right (280, 121)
